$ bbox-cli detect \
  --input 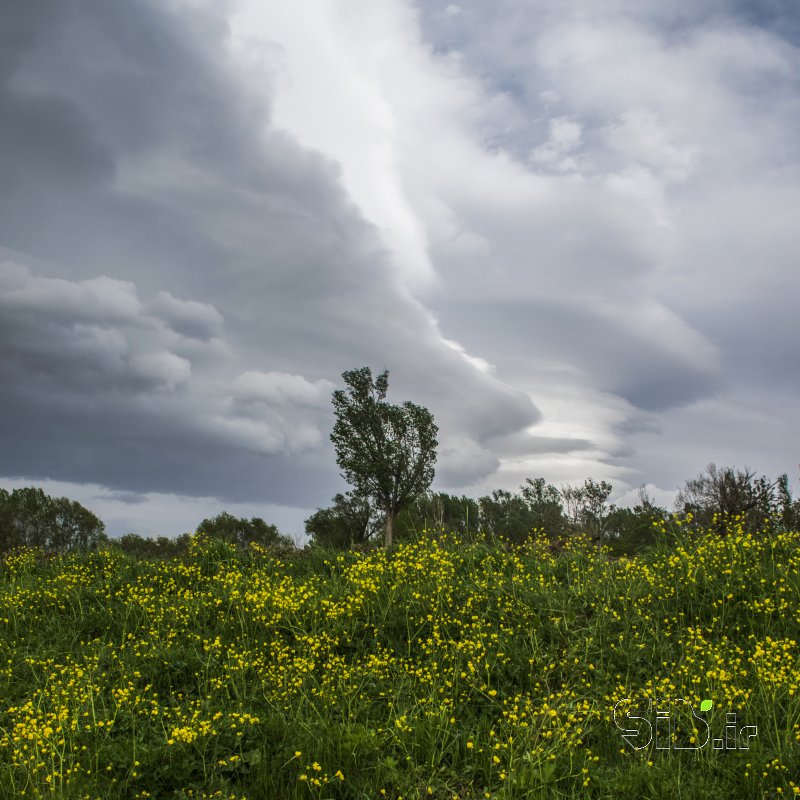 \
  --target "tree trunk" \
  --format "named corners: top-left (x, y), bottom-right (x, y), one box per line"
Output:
top-left (385, 510), bottom-right (393, 550)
